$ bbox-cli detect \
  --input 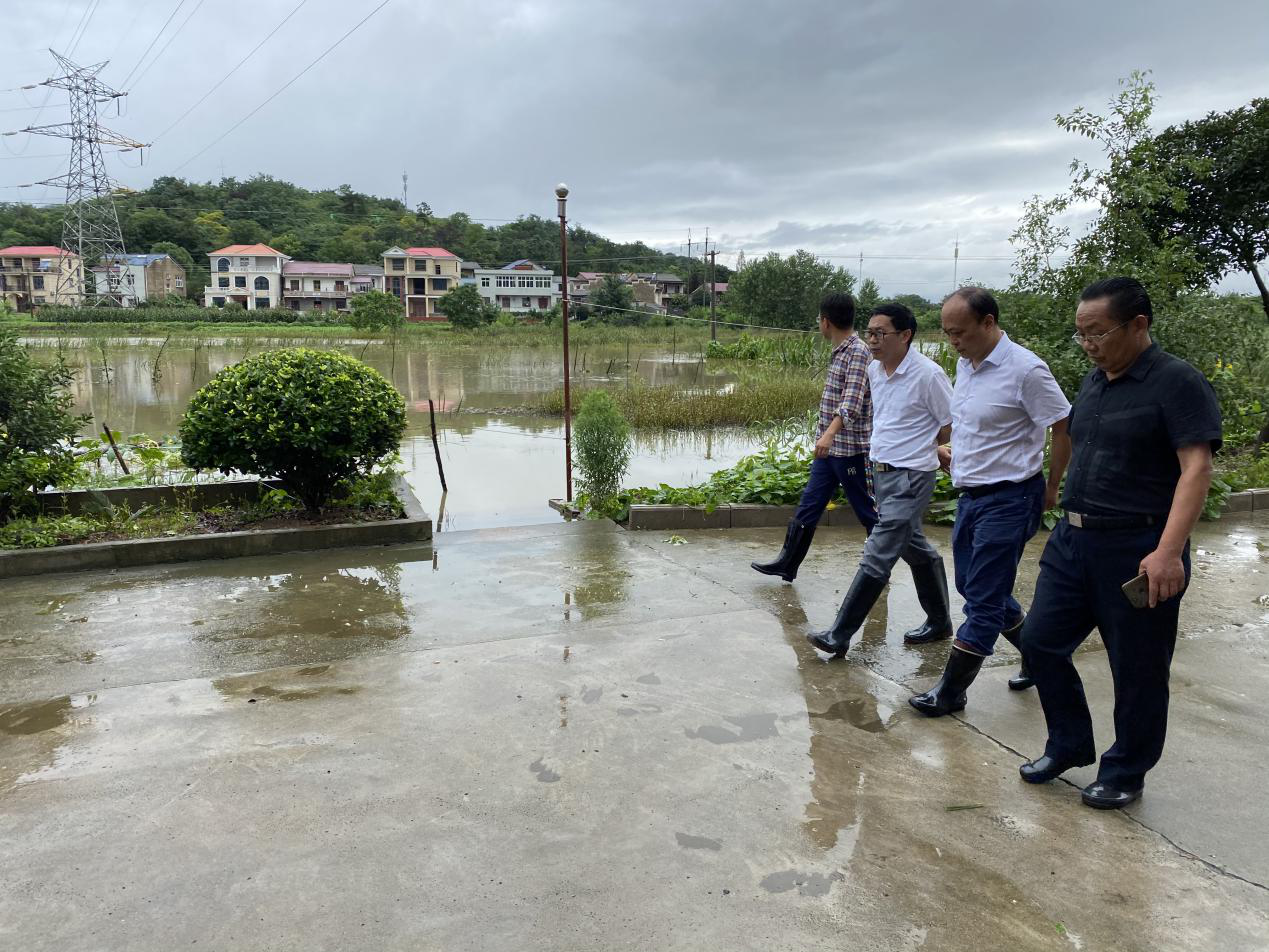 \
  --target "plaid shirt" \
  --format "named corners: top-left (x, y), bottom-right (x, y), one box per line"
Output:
top-left (817, 333), bottom-right (872, 457)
